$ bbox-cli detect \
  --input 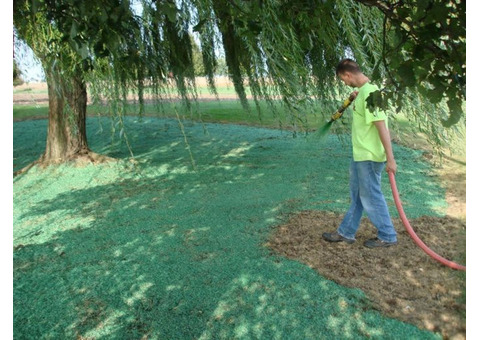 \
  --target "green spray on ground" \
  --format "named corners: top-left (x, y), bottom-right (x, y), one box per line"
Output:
top-left (314, 119), bottom-right (335, 140)
top-left (13, 117), bottom-right (446, 339)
